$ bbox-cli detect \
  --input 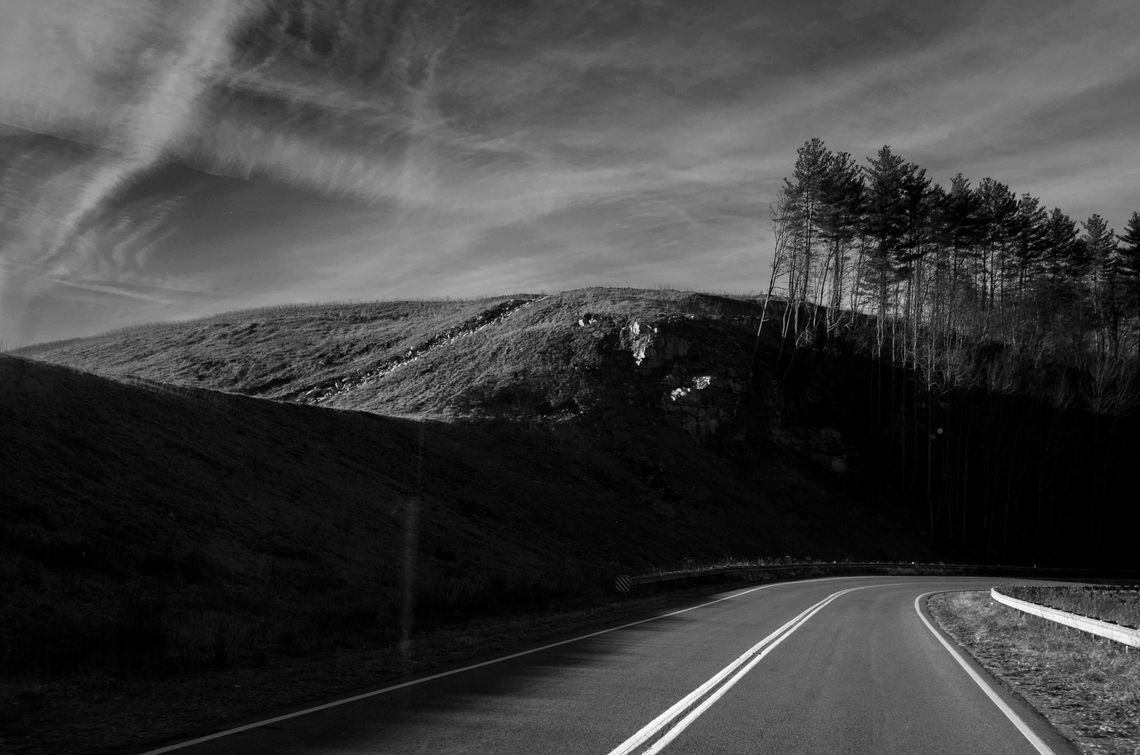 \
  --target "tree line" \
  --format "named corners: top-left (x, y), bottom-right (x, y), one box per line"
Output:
top-left (762, 139), bottom-right (1140, 563)
top-left (765, 137), bottom-right (1140, 415)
